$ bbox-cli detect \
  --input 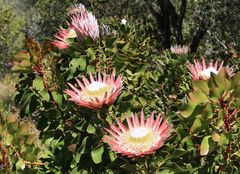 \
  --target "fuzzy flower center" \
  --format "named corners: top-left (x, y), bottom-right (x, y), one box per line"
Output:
top-left (87, 82), bottom-right (107, 91)
top-left (199, 67), bottom-right (218, 80)
top-left (130, 127), bottom-right (149, 138)
top-left (120, 127), bottom-right (160, 154)
top-left (81, 81), bottom-right (112, 99)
